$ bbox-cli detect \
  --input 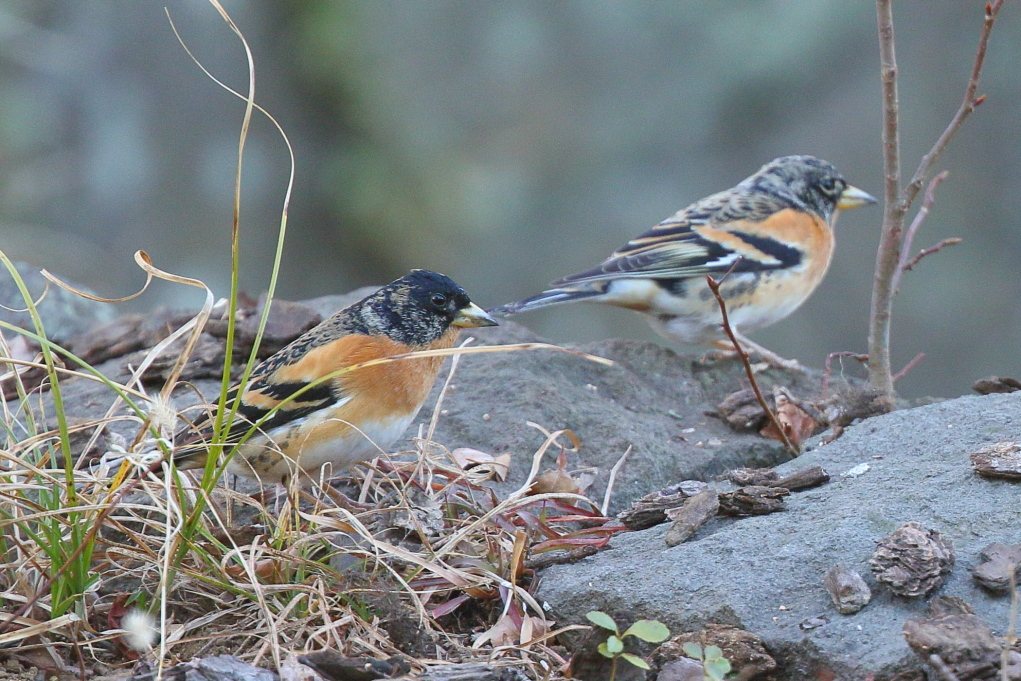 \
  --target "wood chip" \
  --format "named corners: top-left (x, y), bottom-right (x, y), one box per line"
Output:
top-left (617, 481), bottom-right (708, 530)
top-left (727, 467), bottom-right (778, 486)
top-left (903, 596), bottom-right (1019, 681)
top-left (970, 440), bottom-right (1021, 481)
top-left (824, 564), bottom-right (872, 614)
top-left (664, 489), bottom-right (719, 547)
top-left (717, 485), bottom-right (789, 517)
top-left (768, 466), bottom-right (830, 492)
top-left (970, 542), bottom-right (1021, 594)
top-left (655, 624), bottom-right (777, 681)
top-left (972, 375), bottom-right (1021, 395)
top-left (870, 522), bottom-right (955, 598)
